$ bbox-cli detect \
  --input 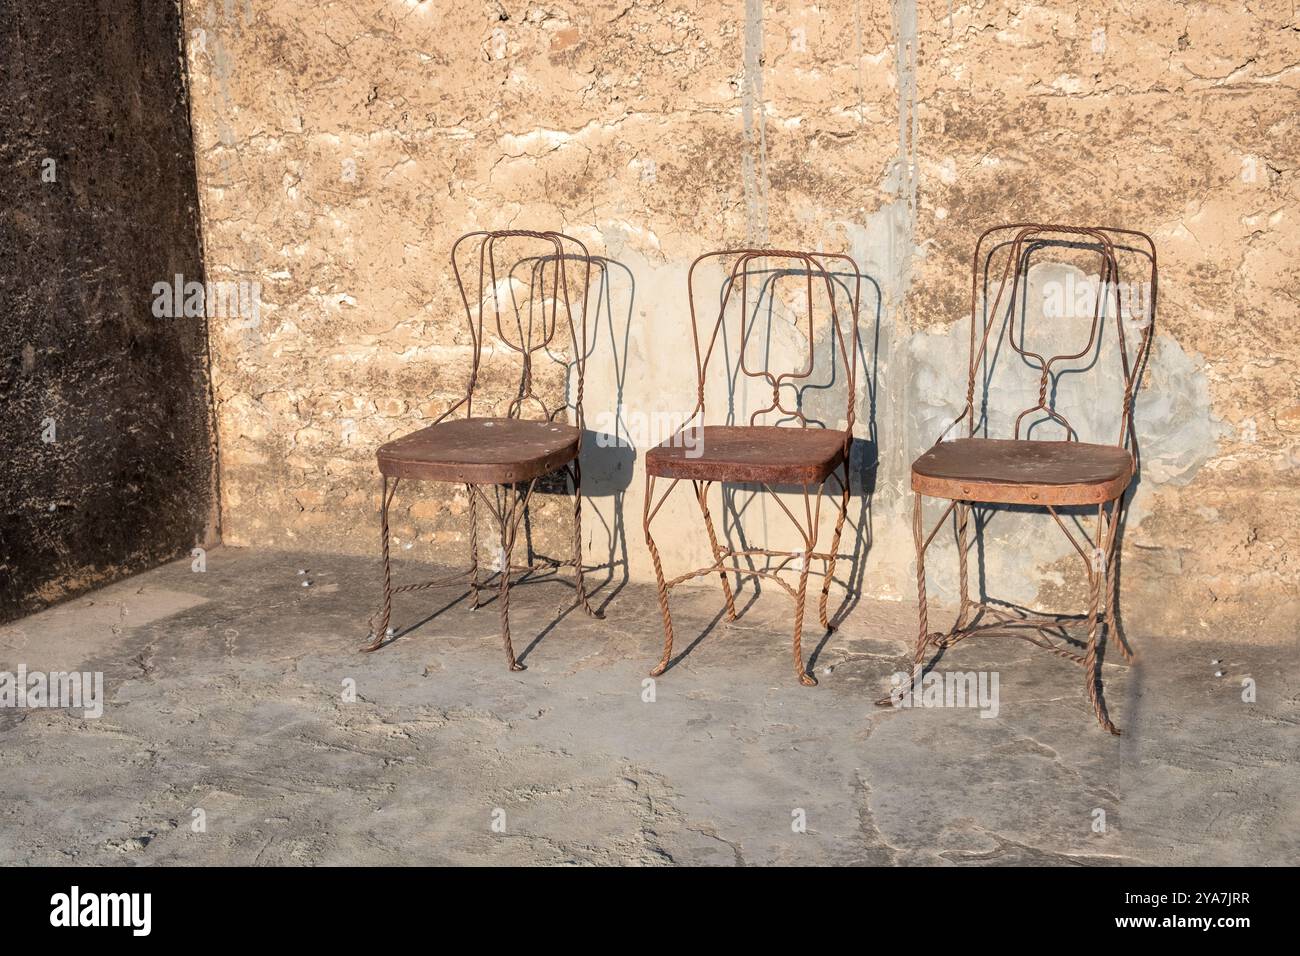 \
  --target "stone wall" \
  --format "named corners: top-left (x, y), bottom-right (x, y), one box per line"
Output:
top-left (0, 0), bottom-right (218, 622)
top-left (183, 1), bottom-right (1299, 640)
